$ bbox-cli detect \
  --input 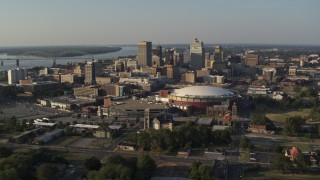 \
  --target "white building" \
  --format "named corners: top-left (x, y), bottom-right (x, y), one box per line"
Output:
top-left (247, 86), bottom-right (270, 95)
top-left (8, 68), bottom-right (27, 84)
